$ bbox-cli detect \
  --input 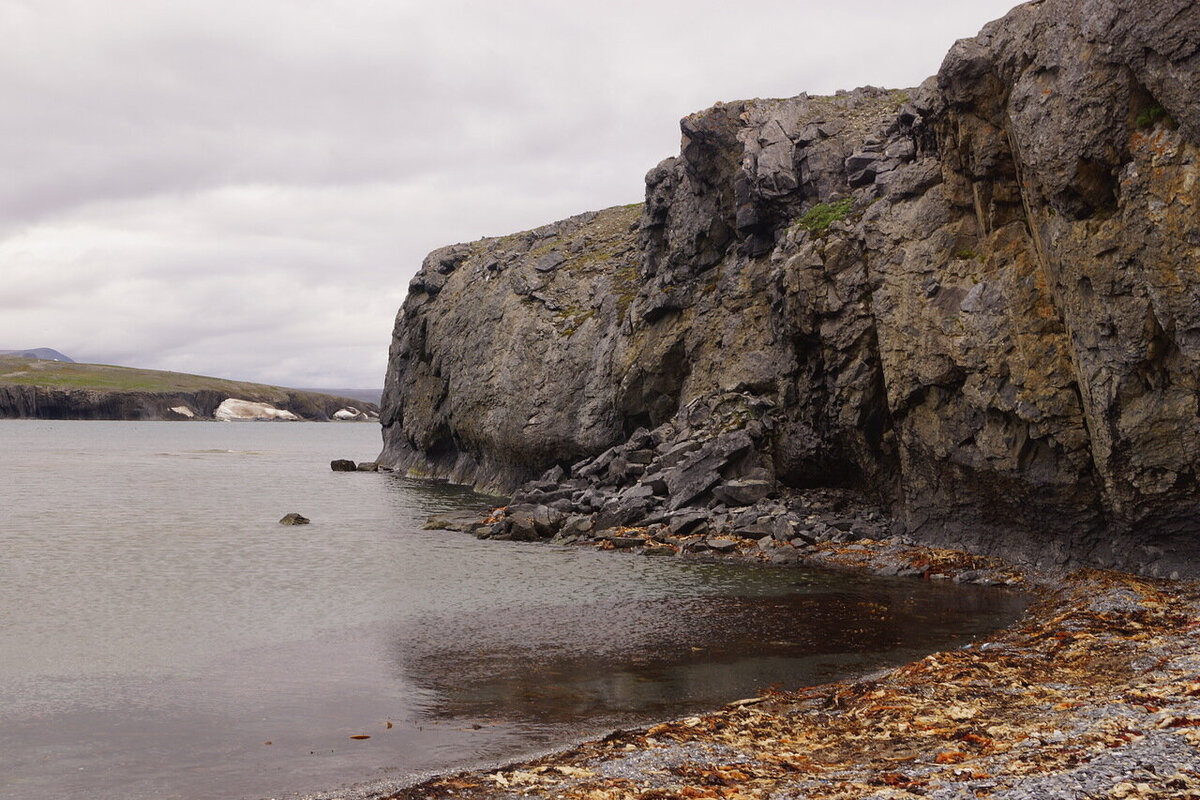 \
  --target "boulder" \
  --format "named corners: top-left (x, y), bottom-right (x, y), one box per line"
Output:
top-left (423, 511), bottom-right (486, 532)
top-left (279, 513), bottom-right (310, 525)
top-left (504, 506), bottom-right (541, 541)
top-left (330, 459), bottom-right (357, 472)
